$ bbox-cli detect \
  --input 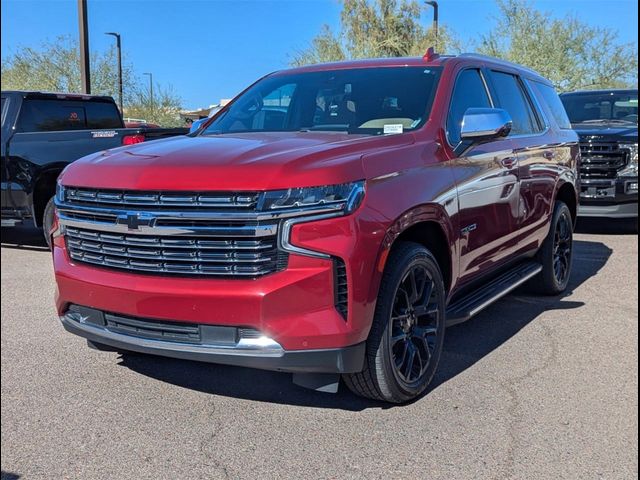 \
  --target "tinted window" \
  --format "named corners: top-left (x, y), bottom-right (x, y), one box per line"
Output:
top-left (490, 71), bottom-right (540, 135)
top-left (86, 101), bottom-right (122, 129)
top-left (16, 99), bottom-right (121, 132)
top-left (561, 92), bottom-right (638, 125)
top-left (202, 67), bottom-right (442, 136)
top-left (530, 81), bottom-right (571, 129)
top-left (447, 69), bottom-right (492, 145)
